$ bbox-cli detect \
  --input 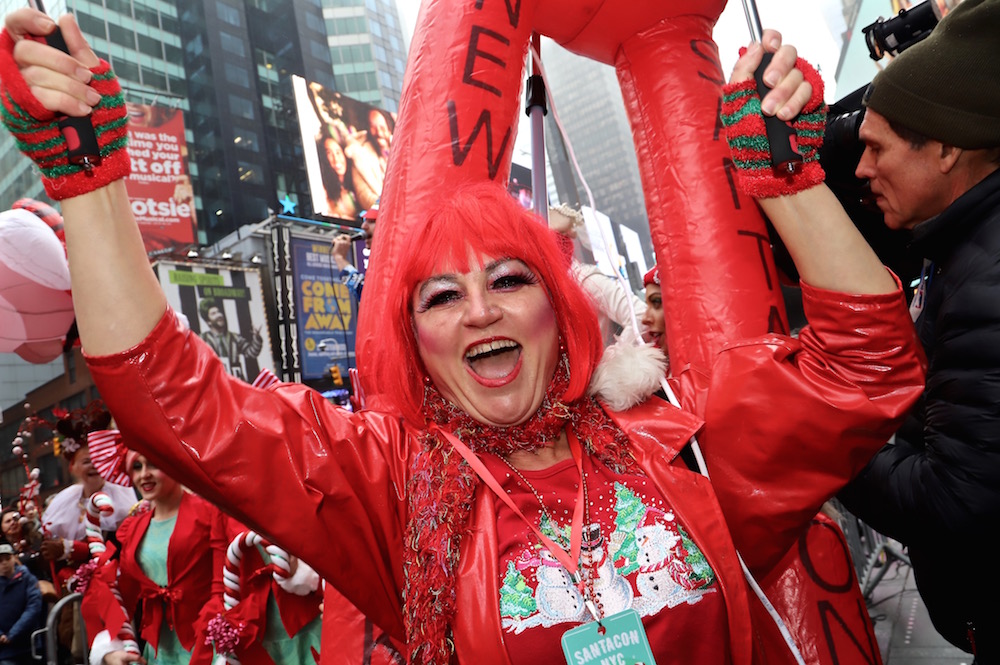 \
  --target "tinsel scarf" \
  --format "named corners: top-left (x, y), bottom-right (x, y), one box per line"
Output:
top-left (402, 359), bottom-right (637, 663)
